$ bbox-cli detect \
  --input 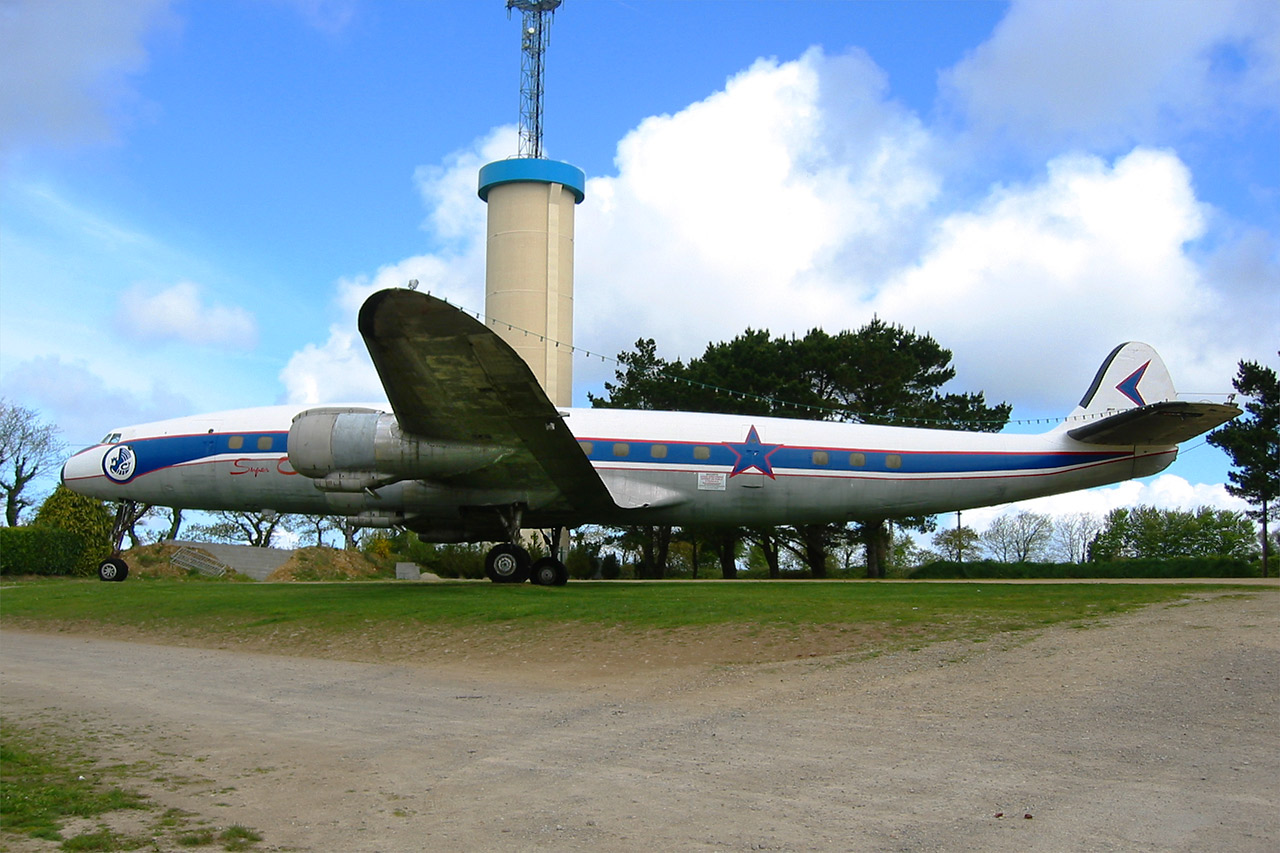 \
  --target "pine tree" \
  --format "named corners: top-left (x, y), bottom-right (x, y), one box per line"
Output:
top-left (1208, 357), bottom-right (1279, 576)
